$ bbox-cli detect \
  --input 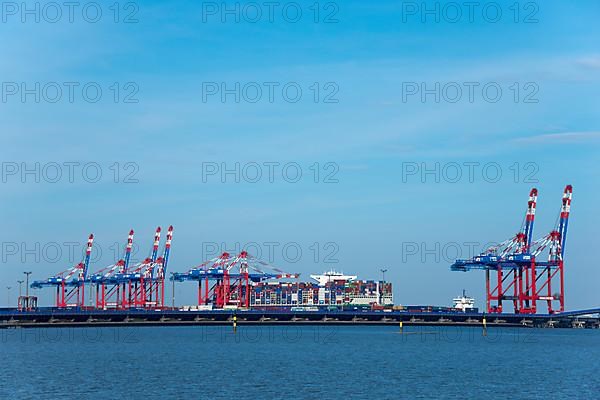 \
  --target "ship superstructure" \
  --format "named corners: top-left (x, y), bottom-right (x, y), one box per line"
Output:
top-left (452, 290), bottom-right (475, 312)
top-left (310, 270), bottom-right (357, 286)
